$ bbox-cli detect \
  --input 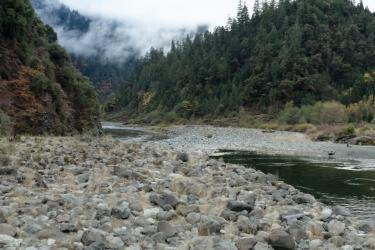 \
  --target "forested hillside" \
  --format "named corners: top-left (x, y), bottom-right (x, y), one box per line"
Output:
top-left (0, 0), bottom-right (100, 135)
top-left (31, 0), bottom-right (137, 98)
top-left (114, 0), bottom-right (375, 122)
